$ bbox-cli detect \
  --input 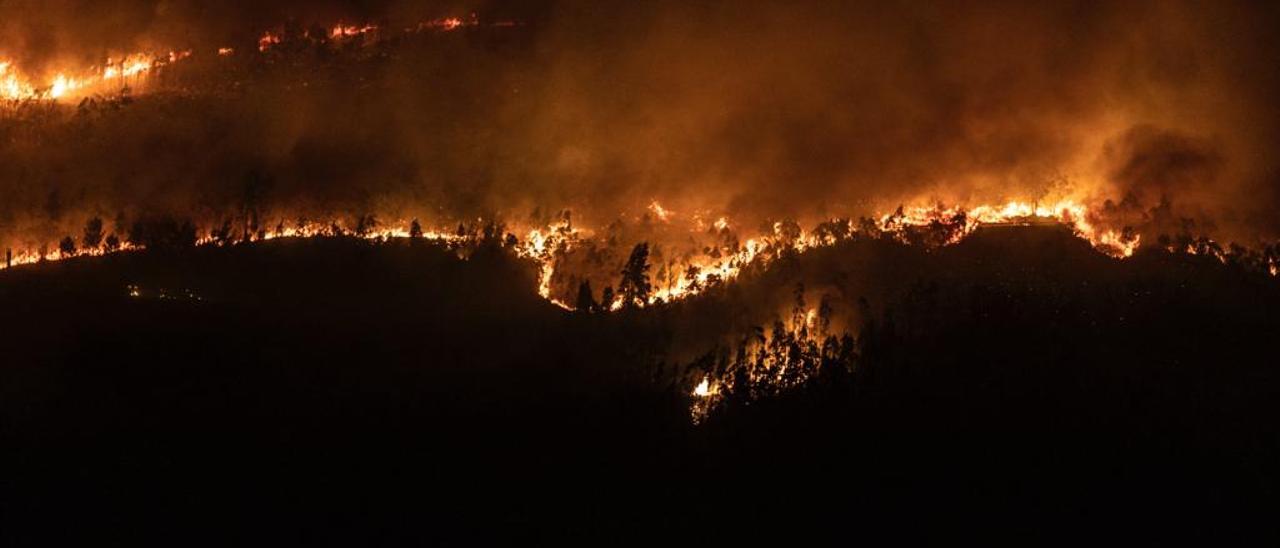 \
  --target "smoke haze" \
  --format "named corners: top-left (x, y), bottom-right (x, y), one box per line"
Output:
top-left (2, 0), bottom-right (1279, 247)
